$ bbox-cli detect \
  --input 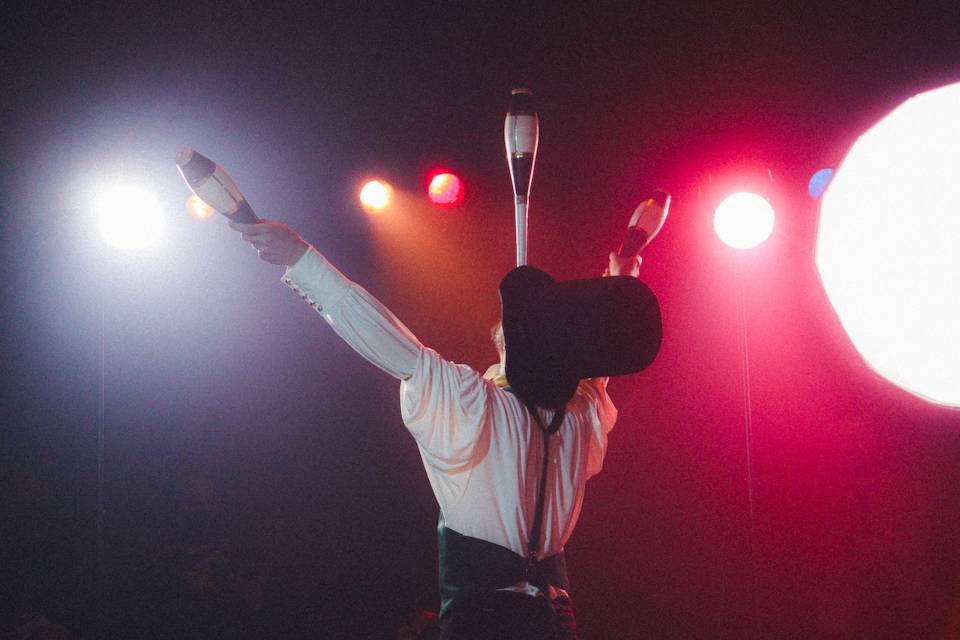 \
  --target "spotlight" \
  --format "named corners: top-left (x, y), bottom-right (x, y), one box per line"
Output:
top-left (817, 81), bottom-right (960, 406)
top-left (95, 185), bottom-right (164, 250)
top-left (713, 192), bottom-right (775, 249)
top-left (427, 171), bottom-right (464, 206)
top-left (359, 180), bottom-right (393, 214)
